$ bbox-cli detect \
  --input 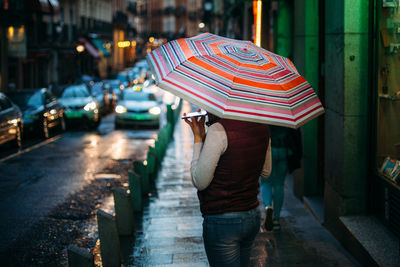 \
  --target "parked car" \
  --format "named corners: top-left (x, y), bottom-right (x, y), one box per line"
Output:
top-left (7, 88), bottom-right (65, 138)
top-left (115, 89), bottom-right (161, 129)
top-left (0, 93), bottom-right (23, 148)
top-left (88, 81), bottom-right (109, 115)
top-left (103, 79), bottom-right (124, 101)
top-left (58, 84), bottom-right (101, 129)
